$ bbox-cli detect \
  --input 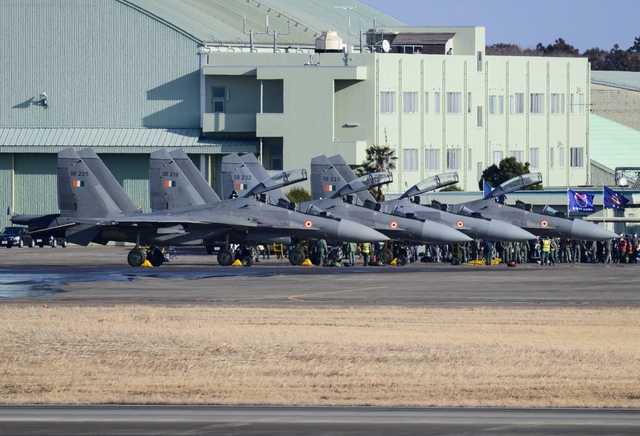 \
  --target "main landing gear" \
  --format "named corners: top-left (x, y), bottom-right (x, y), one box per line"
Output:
top-left (127, 246), bottom-right (165, 267)
top-left (216, 245), bottom-right (257, 267)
